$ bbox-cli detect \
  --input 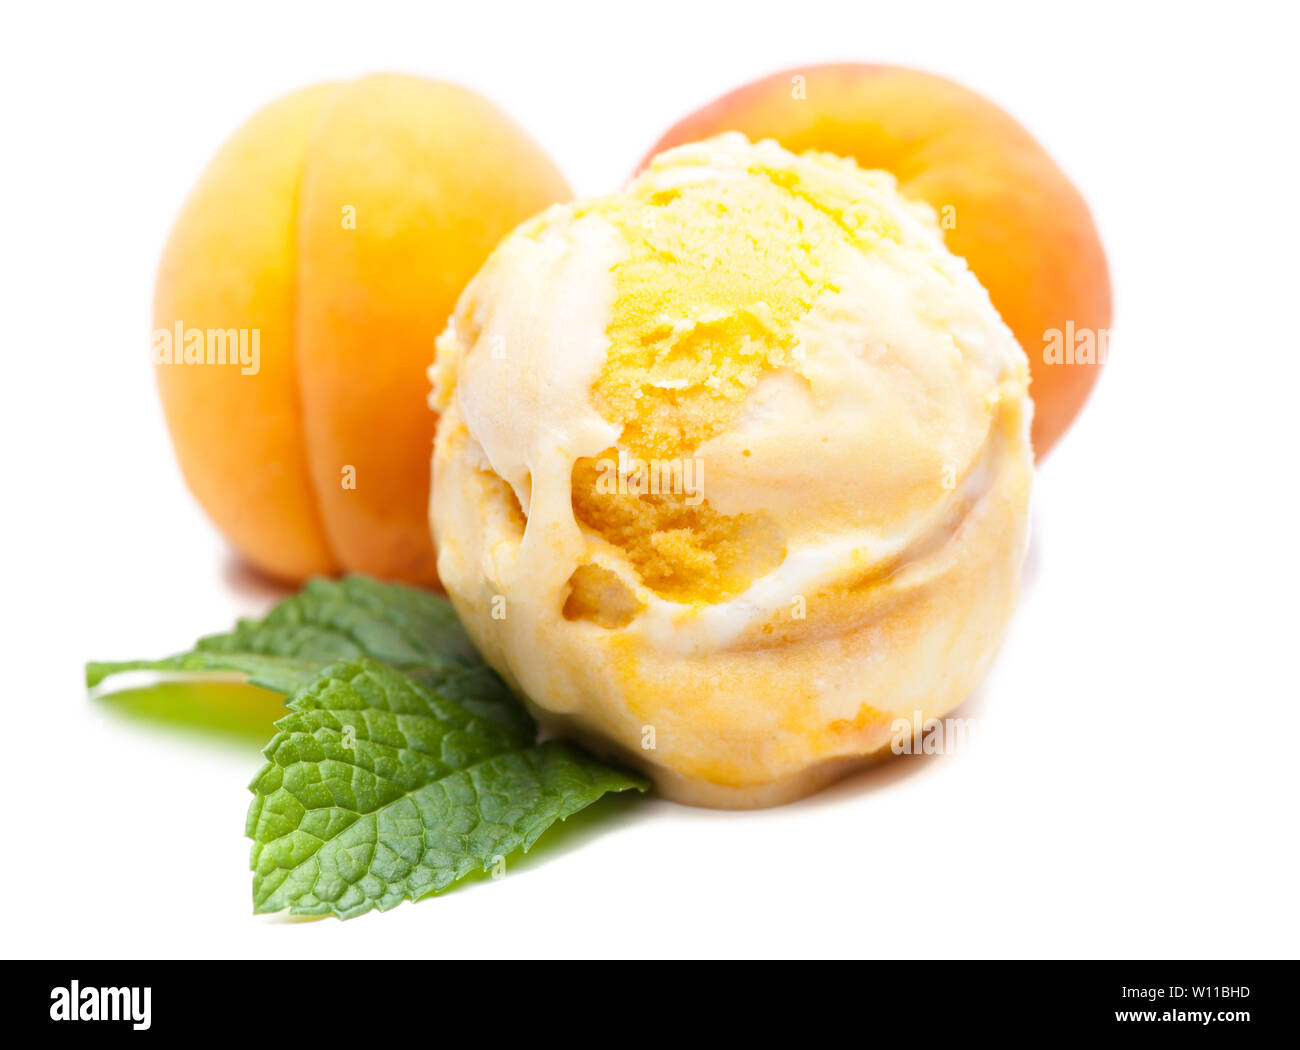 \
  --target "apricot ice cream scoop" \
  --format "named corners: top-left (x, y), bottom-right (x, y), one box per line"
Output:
top-left (430, 134), bottom-right (1033, 808)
